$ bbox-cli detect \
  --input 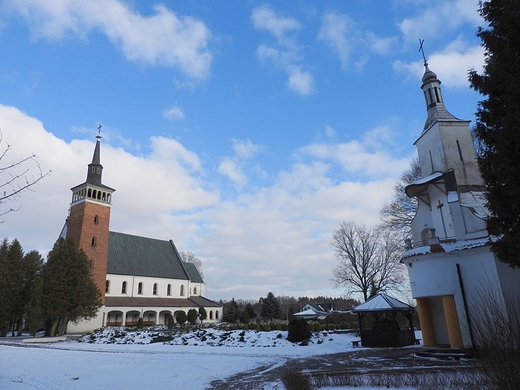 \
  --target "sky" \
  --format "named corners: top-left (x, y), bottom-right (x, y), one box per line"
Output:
top-left (0, 0), bottom-right (486, 302)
